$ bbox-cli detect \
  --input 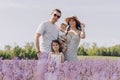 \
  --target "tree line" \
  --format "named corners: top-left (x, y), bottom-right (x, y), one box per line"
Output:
top-left (77, 42), bottom-right (120, 56)
top-left (0, 42), bottom-right (120, 59)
